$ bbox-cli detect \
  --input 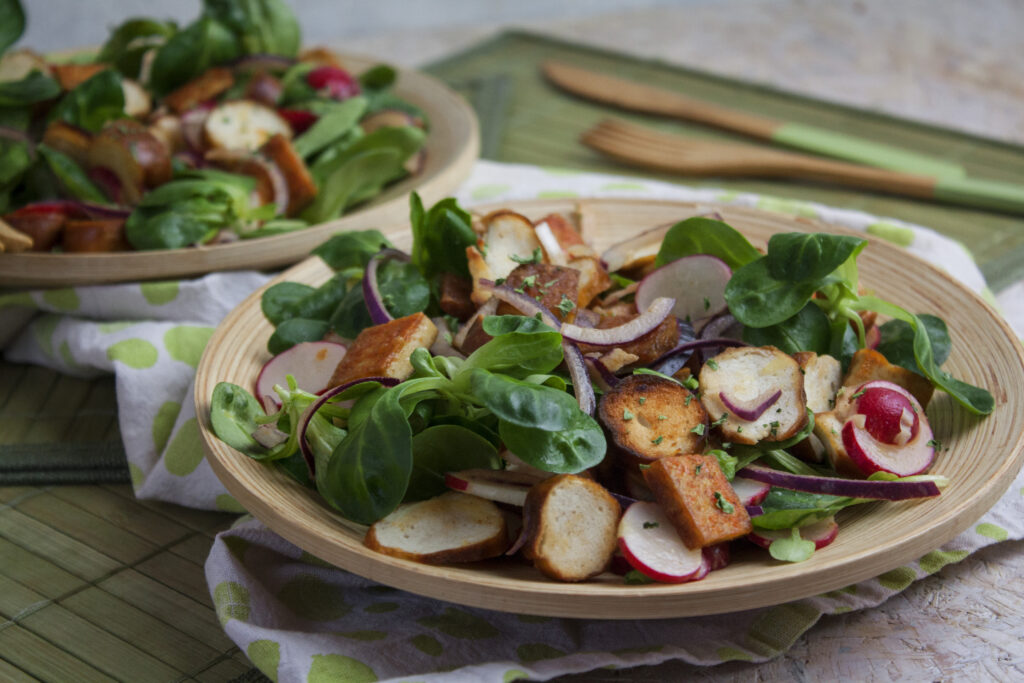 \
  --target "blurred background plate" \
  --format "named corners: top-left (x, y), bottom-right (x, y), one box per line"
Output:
top-left (195, 198), bottom-right (1024, 619)
top-left (0, 54), bottom-right (478, 288)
